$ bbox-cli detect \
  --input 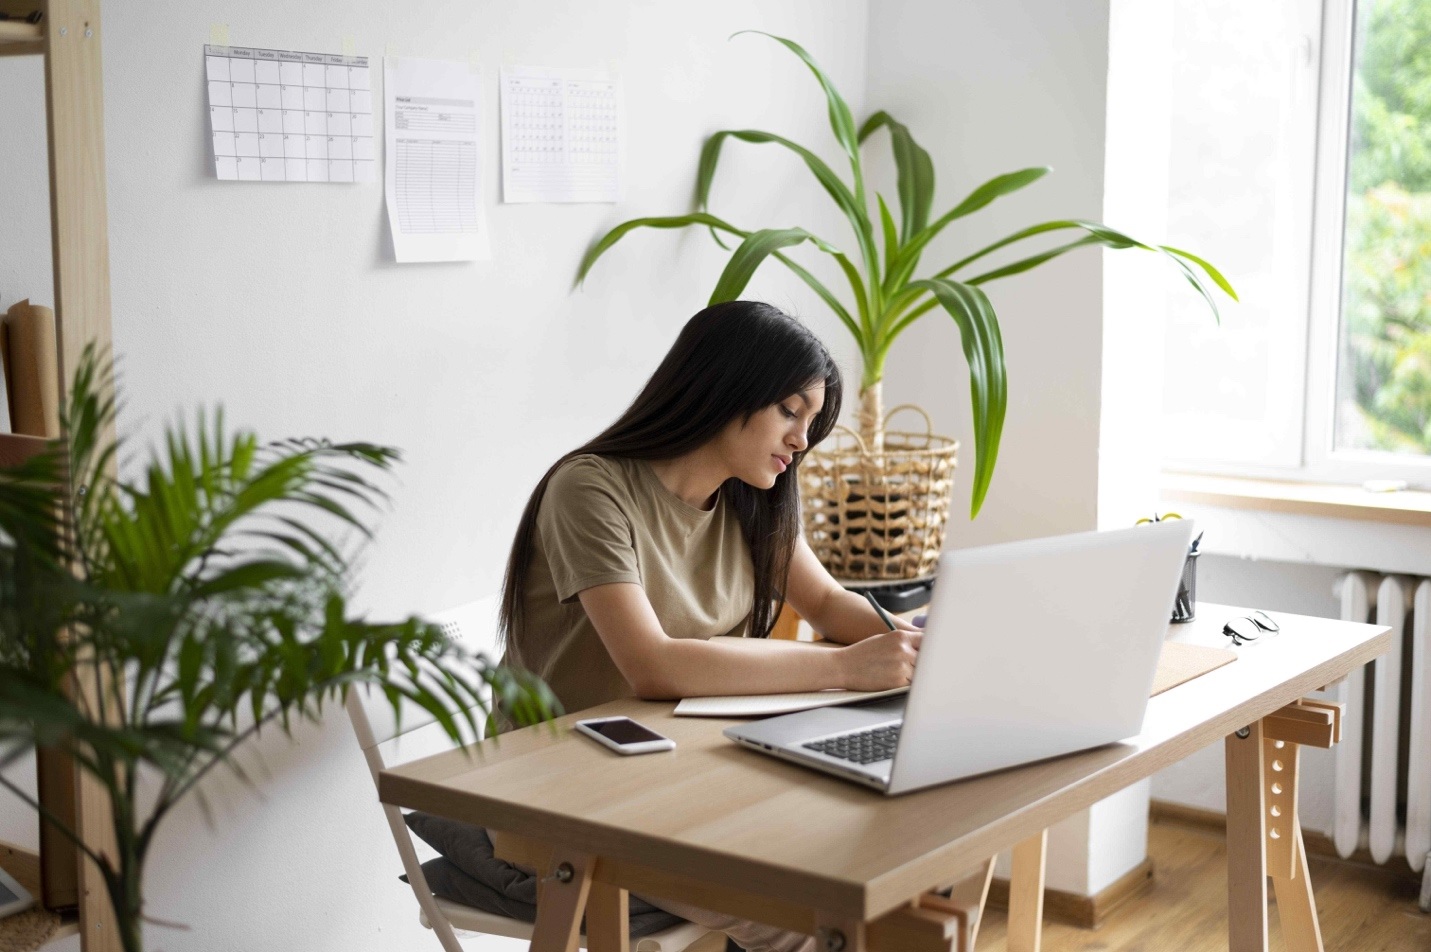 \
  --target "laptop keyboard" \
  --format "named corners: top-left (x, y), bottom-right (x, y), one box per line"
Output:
top-left (803, 724), bottom-right (901, 765)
